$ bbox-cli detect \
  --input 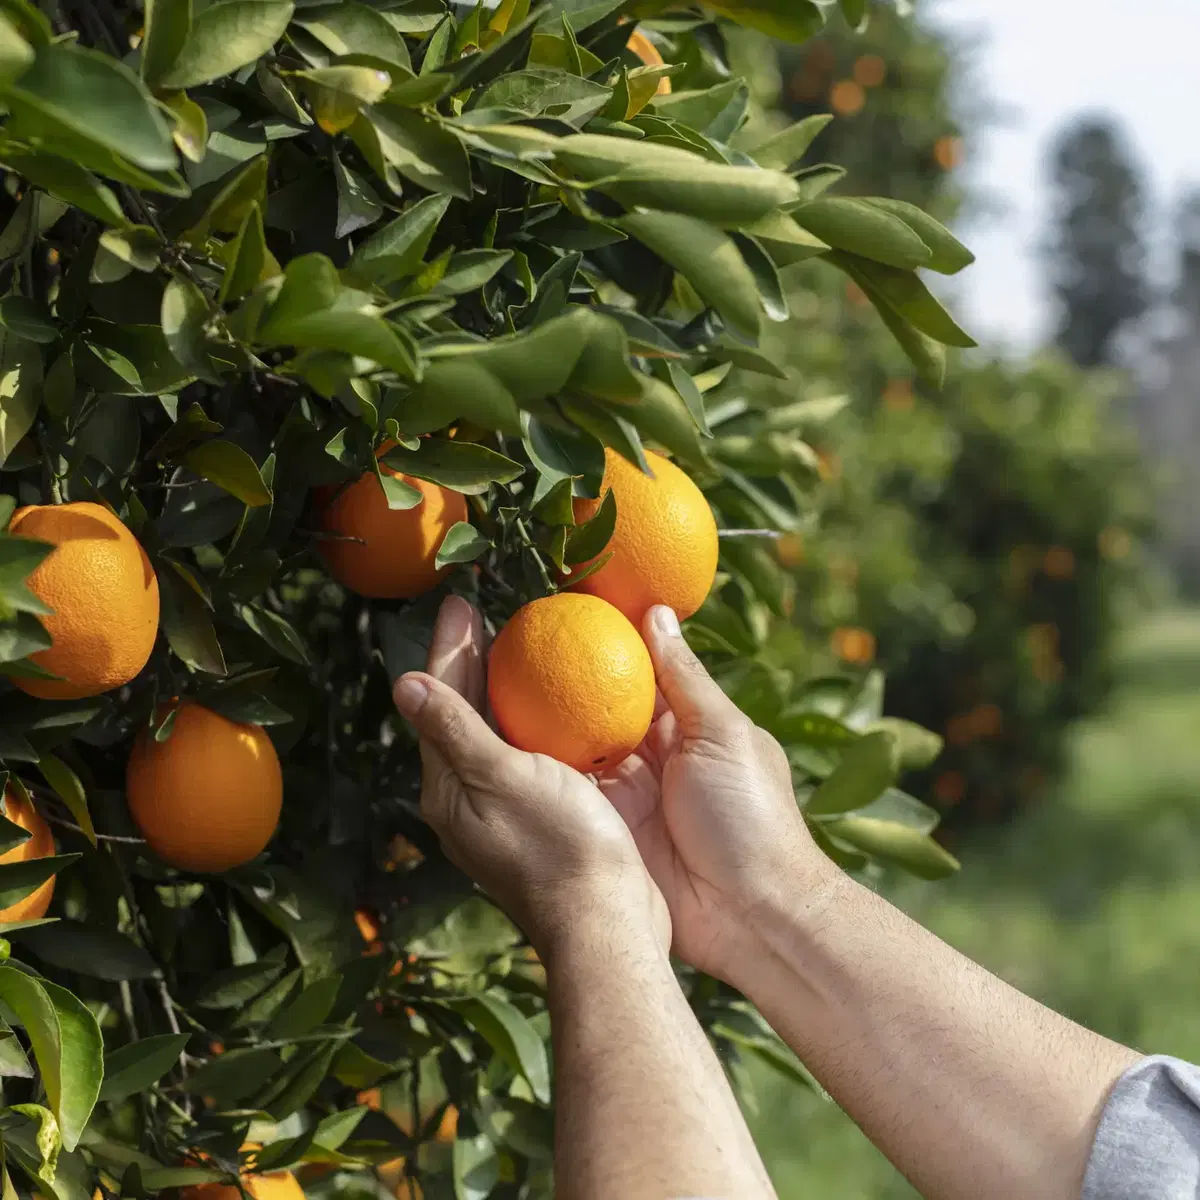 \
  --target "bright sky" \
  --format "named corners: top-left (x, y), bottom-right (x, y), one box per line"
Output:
top-left (930, 0), bottom-right (1200, 352)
